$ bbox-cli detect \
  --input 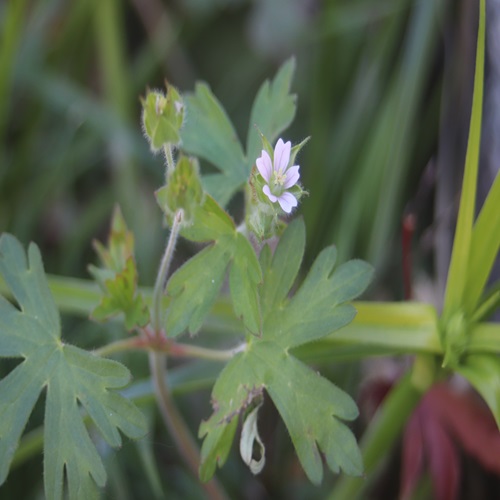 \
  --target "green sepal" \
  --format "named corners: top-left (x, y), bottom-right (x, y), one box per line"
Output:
top-left (289, 136), bottom-right (310, 168)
